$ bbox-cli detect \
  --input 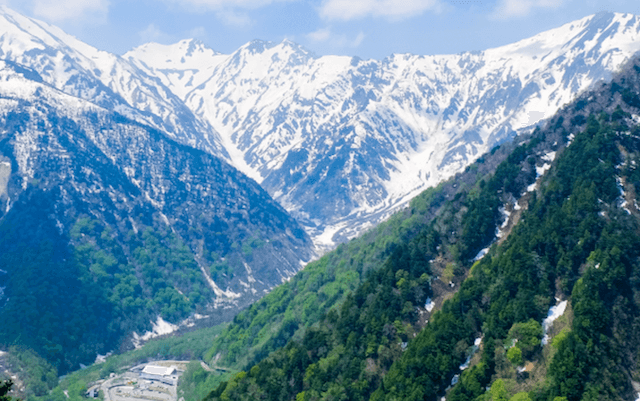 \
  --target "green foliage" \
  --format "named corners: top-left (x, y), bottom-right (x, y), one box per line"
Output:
top-left (0, 380), bottom-right (15, 401)
top-left (0, 191), bottom-right (115, 373)
top-left (162, 79), bottom-right (640, 401)
top-left (204, 115), bottom-right (545, 401)
top-left (178, 362), bottom-right (234, 401)
top-left (509, 392), bottom-right (531, 401)
top-left (205, 184), bottom-right (450, 370)
top-left (490, 379), bottom-right (509, 401)
top-left (205, 233), bottom-right (439, 401)
top-left (507, 319), bottom-right (543, 358)
top-left (506, 346), bottom-right (523, 366)
top-left (4, 347), bottom-right (57, 398)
